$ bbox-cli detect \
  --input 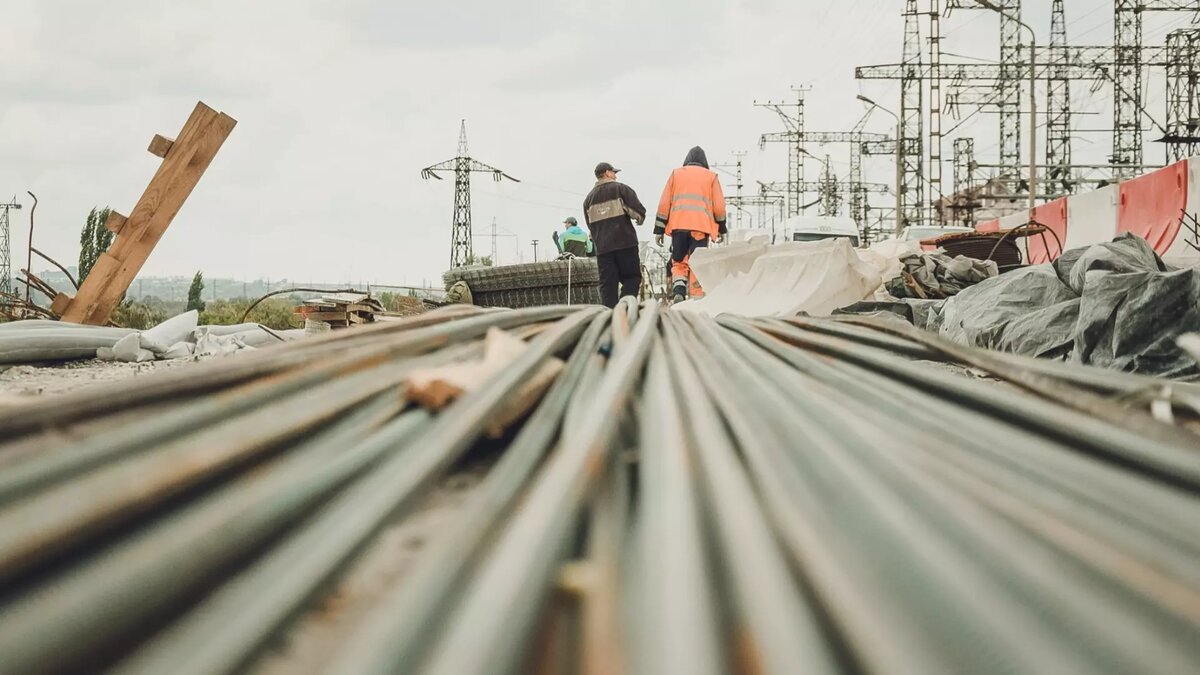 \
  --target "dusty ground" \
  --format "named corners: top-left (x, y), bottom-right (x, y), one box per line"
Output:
top-left (0, 358), bottom-right (193, 404)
